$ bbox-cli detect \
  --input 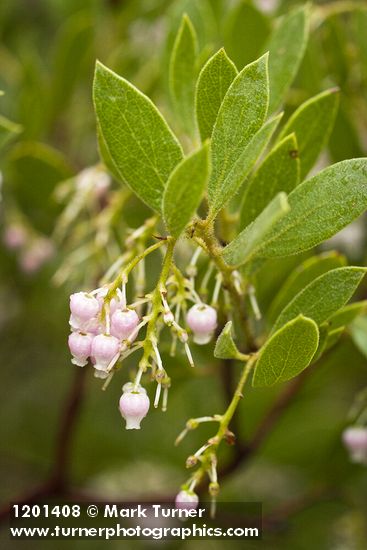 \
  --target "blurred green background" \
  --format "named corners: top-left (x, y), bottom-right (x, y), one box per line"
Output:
top-left (1, 0), bottom-right (367, 548)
